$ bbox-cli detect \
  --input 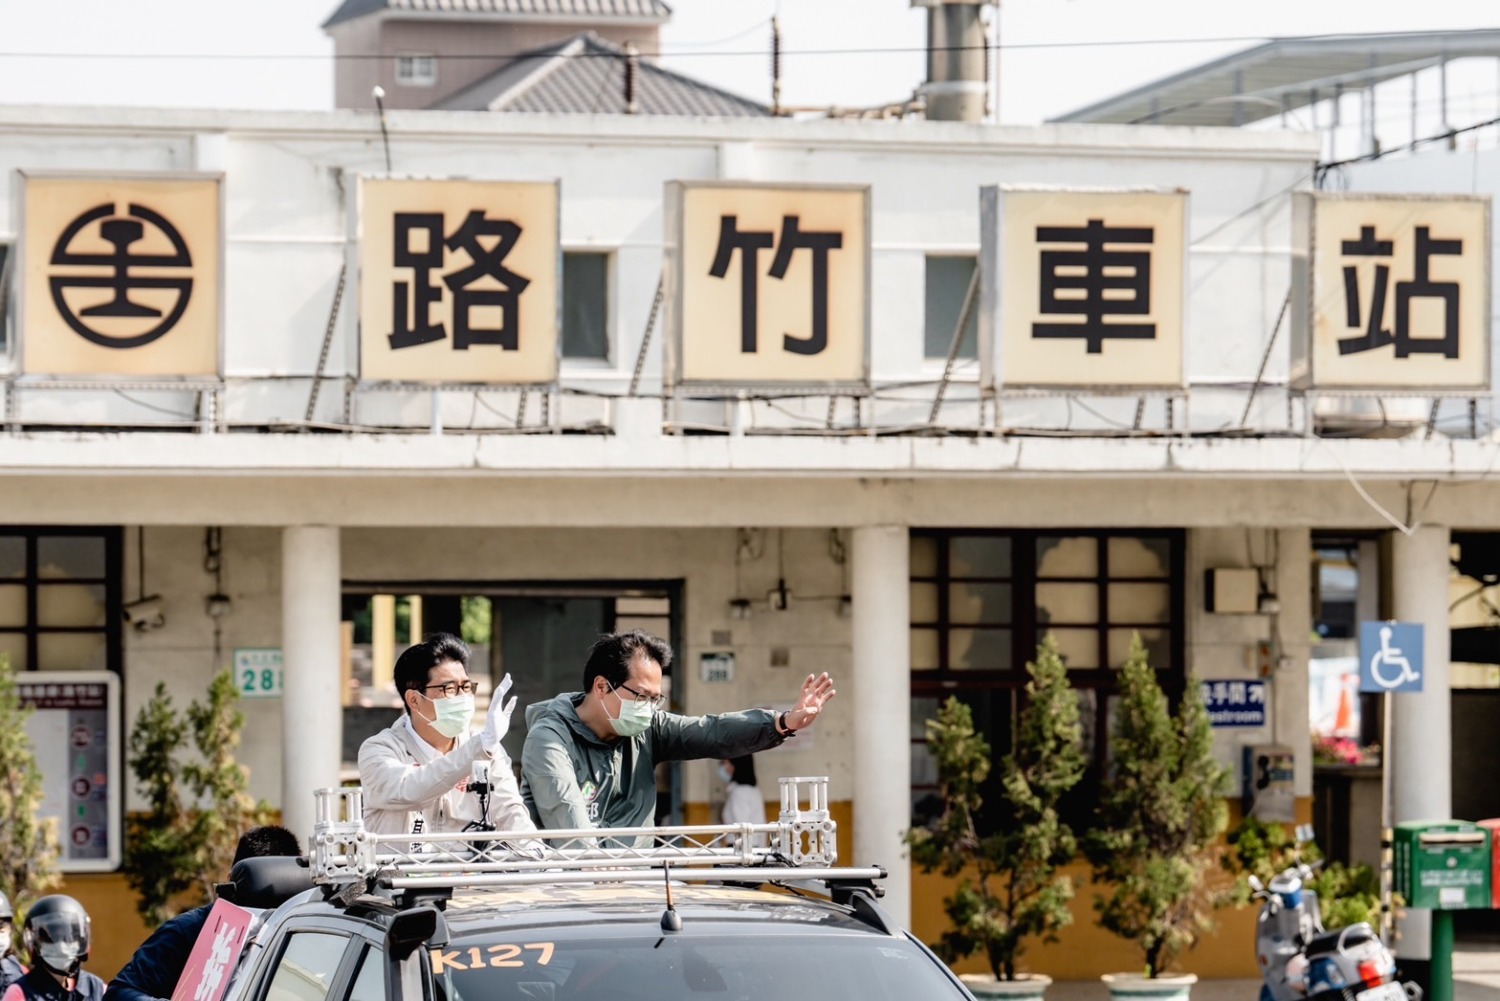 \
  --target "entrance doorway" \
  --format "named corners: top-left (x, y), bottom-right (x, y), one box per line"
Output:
top-left (338, 580), bottom-right (683, 822)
